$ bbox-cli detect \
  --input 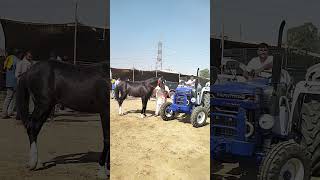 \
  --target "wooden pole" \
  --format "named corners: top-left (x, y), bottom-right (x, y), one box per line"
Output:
top-left (73, 1), bottom-right (78, 65)
top-left (133, 64), bottom-right (135, 82)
